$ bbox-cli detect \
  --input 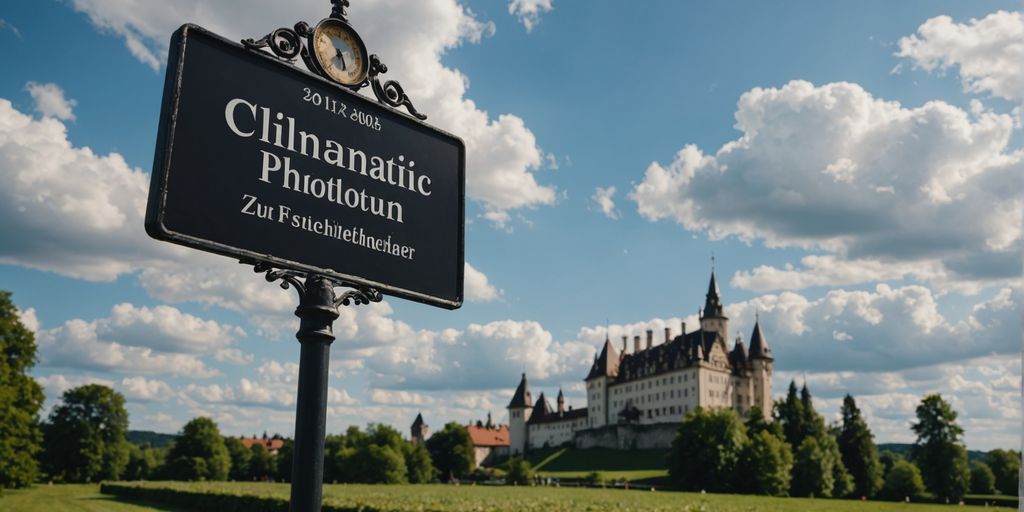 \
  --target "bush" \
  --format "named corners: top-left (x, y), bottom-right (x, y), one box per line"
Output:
top-left (970, 461), bottom-right (996, 495)
top-left (504, 457), bottom-right (532, 485)
top-left (881, 459), bottom-right (925, 501)
top-left (583, 471), bottom-right (605, 486)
